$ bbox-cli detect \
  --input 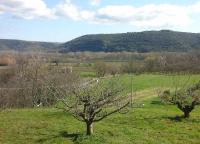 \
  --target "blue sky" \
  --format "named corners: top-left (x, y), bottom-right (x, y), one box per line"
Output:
top-left (0, 0), bottom-right (200, 42)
